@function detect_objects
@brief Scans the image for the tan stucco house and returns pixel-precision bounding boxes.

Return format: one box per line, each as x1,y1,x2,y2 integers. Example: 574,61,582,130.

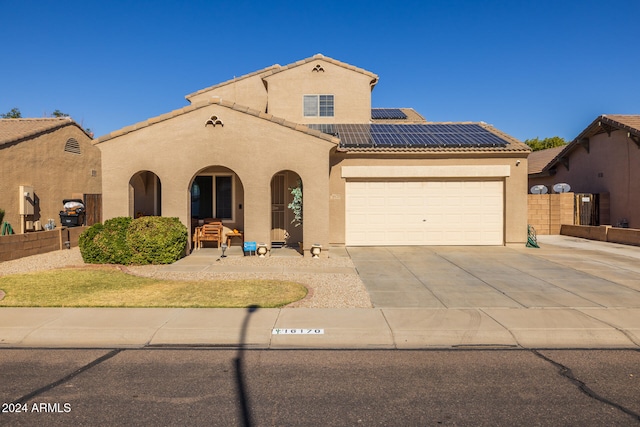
529,115,640,228
0,118,101,233
95,54,530,254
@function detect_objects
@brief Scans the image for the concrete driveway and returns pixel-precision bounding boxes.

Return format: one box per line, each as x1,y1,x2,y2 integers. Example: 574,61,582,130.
347,236,640,309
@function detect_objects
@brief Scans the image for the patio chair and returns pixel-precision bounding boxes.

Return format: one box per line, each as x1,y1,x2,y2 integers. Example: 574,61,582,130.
198,222,223,249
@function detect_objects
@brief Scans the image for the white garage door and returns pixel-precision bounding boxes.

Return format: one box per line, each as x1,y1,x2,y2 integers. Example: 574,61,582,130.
346,180,504,246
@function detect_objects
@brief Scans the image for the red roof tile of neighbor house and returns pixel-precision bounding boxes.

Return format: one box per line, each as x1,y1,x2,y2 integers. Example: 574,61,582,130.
600,115,640,133
0,118,87,147
576,114,640,140
527,145,567,174
529,114,640,177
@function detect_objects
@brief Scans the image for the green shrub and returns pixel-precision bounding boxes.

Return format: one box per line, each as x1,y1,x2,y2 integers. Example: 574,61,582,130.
79,216,187,265
79,223,105,263
80,217,132,264
95,217,133,264
127,217,187,264
0,209,5,224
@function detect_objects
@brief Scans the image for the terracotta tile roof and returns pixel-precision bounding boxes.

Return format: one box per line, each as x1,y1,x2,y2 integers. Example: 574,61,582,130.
0,118,84,147
478,123,531,153
527,145,567,174
262,54,378,85
574,114,640,141
529,114,640,176
94,98,340,146
185,53,379,101
600,114,640,134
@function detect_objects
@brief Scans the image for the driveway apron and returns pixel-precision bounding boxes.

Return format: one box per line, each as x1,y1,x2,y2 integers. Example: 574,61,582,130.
347,245,640,309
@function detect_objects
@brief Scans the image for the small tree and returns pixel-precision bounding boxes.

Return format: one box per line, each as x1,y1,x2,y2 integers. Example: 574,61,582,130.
51,109,69,118
1,108,21,118
524,136,567,151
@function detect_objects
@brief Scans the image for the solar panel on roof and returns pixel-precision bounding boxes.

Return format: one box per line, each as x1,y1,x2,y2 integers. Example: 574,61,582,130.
306,123,510,149
306,124,338,135
336,124,373,147
371,133,408,146
371,109,408,120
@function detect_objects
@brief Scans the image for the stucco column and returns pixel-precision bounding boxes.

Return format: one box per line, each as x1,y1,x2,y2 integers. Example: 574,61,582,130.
300,172,330,253
160,178,190,228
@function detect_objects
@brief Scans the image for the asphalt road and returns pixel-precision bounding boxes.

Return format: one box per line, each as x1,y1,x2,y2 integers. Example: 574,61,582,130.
1,349,639,426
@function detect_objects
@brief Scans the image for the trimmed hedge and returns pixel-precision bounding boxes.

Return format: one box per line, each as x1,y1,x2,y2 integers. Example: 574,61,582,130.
78,222,105,264
79,216,187,265
94,217,132,264
128,217,188,264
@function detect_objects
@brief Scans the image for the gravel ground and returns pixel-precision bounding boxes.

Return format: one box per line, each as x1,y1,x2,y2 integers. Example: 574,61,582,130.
0,248,373,308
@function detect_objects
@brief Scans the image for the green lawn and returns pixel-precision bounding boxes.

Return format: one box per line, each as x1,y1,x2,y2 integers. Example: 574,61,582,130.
0,267,307,308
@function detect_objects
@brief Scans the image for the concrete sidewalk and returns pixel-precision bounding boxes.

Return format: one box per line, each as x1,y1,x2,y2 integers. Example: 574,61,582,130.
1,306,639,349
1,236,640,349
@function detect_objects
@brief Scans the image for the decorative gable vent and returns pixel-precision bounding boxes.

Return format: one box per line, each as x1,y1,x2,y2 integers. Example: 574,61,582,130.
312,64,325,72
205,115,224,127
64,138,81,154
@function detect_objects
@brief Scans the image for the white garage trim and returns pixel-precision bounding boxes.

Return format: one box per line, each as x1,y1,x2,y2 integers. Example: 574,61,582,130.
345,179,504,246
341,165,510,179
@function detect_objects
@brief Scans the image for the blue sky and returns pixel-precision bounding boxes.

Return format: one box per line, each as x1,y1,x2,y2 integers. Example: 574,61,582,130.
1,0,638,141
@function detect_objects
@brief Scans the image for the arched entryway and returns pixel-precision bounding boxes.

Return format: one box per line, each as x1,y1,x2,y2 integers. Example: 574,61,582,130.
270,170,303,248
189,166,245,247
129,171,162,217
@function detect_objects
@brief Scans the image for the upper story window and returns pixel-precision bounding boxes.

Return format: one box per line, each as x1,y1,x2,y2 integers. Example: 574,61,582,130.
303,94,334,117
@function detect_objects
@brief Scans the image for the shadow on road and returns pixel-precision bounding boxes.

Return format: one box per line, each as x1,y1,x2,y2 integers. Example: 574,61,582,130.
235,305,259,427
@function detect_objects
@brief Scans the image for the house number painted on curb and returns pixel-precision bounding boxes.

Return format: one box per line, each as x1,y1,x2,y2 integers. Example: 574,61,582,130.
272,329,324,335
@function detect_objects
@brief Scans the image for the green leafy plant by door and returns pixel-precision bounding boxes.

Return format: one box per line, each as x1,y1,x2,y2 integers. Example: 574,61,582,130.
288,179,303,227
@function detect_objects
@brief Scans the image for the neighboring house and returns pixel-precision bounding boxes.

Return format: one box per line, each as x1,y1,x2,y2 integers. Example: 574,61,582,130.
528,115,640,228
95,54,530,253
0,118,102,232
527,145,566,181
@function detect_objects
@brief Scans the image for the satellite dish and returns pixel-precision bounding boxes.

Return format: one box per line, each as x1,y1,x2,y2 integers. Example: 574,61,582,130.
530,185,548,194
553,183,571,193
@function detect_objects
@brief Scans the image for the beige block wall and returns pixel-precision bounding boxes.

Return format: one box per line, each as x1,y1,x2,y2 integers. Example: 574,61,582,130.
607,226,640,246
560,224,608,241
329,154,529,245
527,193,574,235
264,60,374,124
0,126,101,232
560,224,640,246
97,104,335,251
0,226,87,262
